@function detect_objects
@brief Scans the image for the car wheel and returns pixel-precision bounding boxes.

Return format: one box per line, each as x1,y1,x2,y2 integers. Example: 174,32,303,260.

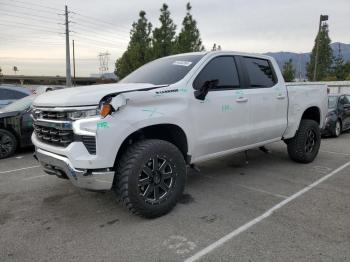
0,129,17,159
332,120,341,137
115,139,187,218
287,120,321,163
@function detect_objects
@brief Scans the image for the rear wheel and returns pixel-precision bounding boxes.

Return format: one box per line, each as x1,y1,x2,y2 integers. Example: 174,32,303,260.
331,120,341,137
0,129,17,159
287,120,321,163
115,139,186,218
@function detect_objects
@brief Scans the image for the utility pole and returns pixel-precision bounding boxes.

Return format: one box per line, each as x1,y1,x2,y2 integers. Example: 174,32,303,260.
313,14,328,81
72,39,76,86
65,4,72,87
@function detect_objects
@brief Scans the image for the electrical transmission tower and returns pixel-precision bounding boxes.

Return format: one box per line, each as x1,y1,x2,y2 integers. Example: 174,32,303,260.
98,51,110,76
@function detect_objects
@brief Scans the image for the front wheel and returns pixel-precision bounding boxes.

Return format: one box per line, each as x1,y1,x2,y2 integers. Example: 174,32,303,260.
0,129,17,159
287,120,321,163
115,139,186,218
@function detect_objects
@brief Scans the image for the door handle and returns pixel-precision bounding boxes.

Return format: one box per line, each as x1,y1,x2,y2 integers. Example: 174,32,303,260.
236,97,248,103
277,95,286,100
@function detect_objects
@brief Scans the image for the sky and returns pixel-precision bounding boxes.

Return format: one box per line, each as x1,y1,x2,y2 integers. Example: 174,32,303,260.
0,0,349,76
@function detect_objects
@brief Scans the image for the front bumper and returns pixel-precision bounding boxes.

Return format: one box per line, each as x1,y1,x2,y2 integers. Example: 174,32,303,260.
321,120,336,136
34,148,115,191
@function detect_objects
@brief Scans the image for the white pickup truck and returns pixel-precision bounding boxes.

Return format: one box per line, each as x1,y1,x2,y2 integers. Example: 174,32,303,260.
32,51,328,218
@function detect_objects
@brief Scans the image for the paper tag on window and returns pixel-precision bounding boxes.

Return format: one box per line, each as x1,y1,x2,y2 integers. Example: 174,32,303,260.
173,61,192,67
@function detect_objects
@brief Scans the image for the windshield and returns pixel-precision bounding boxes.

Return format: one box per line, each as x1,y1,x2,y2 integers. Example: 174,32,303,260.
1,95,36,112
328,96,338,109
120,54,205,85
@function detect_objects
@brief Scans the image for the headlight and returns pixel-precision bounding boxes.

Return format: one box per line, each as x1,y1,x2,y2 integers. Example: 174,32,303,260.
67,109,100,120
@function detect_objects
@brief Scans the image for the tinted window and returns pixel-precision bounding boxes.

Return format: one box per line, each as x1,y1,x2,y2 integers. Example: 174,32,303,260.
328,96,338,109
243,57,276,88
0,88,28,99
193,56,240,90
121,54,205,85
339,96,350,105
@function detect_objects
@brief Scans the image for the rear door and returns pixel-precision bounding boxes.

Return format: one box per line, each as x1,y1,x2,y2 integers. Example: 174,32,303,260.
190,56,250,159
240,56,288,144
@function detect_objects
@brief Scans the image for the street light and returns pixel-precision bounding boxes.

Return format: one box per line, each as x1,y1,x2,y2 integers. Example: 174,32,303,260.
313,14,329,81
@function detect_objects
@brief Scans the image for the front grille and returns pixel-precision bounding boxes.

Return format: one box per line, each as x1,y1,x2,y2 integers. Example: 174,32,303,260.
81,136,96,154
41,111,69,121
34,124,74,147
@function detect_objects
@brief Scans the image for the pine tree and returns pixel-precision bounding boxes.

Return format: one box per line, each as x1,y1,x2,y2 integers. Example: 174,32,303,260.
174,3,205,53
282,59,295,82
332,44,347,80
306,23,333,81
115,11,152,79
152,4,177,59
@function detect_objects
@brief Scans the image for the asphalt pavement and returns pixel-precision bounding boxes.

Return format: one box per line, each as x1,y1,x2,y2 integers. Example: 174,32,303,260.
1,133,350,262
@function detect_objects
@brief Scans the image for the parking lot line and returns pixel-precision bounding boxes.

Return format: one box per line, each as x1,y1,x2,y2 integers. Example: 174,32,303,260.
320,150,350,156
22,175,46,180
184,161,350,262
0,165,40,174
236,184,288,199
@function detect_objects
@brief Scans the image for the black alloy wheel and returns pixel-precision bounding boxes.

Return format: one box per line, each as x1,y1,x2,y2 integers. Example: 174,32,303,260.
305,129,317,153
0,129,17,159
139,155,175,204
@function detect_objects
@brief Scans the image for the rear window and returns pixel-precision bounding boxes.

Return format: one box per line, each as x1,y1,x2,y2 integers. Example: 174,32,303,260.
120,54,205,85
243,57,277,88
0,88,28,99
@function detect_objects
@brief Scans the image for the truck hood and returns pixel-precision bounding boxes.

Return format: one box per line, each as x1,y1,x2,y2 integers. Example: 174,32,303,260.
33,83,164,107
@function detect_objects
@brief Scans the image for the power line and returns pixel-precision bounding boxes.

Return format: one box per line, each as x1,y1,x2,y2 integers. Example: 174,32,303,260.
71,15,130,35
71,24,128,43
0,0,62,12
70,33,126,48
0,22,61,34
0,12,62,26
0,2,59,15
0,9,61,23
0,19,62,32
70,10,130,32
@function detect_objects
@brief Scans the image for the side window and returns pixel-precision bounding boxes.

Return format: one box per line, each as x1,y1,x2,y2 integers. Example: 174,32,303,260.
0,89,7,99
193,56,240,90
339,96,350,106
243,57,277,88
2,89,27,99
346,96,350,104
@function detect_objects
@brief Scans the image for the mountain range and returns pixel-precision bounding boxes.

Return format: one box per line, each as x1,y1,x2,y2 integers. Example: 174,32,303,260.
264,42,350,80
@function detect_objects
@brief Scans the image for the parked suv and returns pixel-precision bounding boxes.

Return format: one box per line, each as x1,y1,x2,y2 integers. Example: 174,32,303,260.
32,51,328,218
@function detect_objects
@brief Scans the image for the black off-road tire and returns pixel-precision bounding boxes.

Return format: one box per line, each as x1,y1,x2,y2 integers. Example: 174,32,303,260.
287,119,321,163
115,139,186,218
0,129,17,159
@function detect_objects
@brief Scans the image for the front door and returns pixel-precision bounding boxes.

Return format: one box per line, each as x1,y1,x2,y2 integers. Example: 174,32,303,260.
189,56,250,160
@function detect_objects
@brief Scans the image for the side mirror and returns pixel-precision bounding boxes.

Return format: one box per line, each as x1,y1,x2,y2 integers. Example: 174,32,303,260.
194,79,219,101
343,104,350,109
